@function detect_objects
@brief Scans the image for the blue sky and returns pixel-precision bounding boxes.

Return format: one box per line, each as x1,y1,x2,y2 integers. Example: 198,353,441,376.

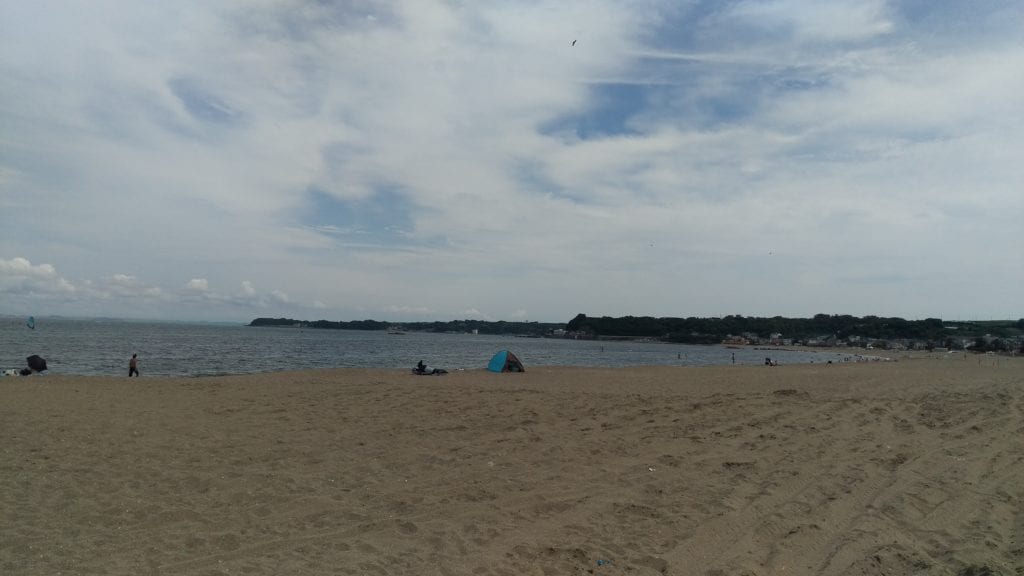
2,0,1022,322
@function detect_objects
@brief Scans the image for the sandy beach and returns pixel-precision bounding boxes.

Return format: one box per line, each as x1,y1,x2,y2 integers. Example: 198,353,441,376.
2,357,1022,575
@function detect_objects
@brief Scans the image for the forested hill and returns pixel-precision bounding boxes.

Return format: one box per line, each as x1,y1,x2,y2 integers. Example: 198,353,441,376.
248,317,563,336
565,314,1024,345
249,315,1024,346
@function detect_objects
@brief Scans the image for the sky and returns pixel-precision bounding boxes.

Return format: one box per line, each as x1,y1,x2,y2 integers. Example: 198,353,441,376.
2,0,1022,323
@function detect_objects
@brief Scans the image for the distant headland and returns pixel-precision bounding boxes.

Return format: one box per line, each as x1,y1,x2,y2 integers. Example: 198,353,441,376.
250,314,1024,353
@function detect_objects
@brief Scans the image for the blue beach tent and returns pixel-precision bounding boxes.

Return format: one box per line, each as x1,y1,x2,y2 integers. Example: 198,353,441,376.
487,350,525,373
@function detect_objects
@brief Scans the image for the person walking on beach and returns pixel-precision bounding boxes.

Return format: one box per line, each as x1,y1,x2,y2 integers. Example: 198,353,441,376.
129,353,139,377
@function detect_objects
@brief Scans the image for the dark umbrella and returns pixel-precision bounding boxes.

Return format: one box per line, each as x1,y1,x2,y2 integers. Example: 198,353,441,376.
26,355,47,372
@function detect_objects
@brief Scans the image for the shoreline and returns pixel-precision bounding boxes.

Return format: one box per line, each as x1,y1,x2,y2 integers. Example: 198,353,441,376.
0,345,928,379
3,360,1022,575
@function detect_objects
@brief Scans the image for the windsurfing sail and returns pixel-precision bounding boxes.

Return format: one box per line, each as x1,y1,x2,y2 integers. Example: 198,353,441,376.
26,316,35,330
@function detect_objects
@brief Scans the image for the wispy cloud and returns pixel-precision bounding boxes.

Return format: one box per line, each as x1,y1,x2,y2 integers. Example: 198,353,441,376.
2,1,1021,321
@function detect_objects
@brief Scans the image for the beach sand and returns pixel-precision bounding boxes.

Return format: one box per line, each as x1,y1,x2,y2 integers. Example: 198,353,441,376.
2,357,1022,575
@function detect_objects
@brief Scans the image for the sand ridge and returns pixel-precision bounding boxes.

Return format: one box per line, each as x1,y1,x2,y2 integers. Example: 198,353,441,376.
2,359,1022,575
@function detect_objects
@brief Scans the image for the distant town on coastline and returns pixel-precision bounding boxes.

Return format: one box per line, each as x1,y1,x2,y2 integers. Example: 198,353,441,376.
250,314,1024,354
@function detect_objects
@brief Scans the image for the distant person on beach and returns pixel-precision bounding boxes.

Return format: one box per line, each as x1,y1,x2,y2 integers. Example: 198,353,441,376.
412,360,447,375
129,353,139,377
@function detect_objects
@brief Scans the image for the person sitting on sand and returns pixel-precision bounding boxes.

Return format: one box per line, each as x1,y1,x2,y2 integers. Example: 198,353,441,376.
413,360,447,375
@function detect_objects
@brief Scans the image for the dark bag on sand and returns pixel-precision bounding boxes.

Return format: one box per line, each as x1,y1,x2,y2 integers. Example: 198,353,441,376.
27,355,47,372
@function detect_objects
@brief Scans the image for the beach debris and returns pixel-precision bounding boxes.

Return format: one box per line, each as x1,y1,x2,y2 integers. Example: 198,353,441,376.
722,461,755,470
596,558,612,566
772,389,801,396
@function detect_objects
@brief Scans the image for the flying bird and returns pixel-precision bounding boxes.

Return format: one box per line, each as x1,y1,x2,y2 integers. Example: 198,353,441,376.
571,39,576,46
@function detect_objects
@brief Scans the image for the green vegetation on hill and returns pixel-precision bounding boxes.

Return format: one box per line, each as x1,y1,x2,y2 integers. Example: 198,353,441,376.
248,317,562,336
249,315,1024,350
565,314,1024,348
566,313,951,341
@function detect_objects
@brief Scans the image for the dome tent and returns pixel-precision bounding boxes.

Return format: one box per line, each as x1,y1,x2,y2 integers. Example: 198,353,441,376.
487,350,525,373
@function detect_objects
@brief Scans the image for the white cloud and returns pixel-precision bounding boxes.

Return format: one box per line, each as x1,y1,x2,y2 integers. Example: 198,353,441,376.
0,257,319,320
729,0,894,42
384,305,434,316
94,274,164,299
1,1,1021,322
0,257,77,296
461,308,495,321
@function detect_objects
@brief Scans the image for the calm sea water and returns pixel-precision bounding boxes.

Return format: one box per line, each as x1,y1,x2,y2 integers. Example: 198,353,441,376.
0,317,849,377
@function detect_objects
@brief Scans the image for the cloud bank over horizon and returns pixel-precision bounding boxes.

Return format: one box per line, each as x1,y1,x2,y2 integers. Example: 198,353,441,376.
2,1,1022,322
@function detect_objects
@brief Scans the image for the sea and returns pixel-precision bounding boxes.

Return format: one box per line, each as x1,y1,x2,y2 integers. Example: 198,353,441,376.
0,317,853,377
